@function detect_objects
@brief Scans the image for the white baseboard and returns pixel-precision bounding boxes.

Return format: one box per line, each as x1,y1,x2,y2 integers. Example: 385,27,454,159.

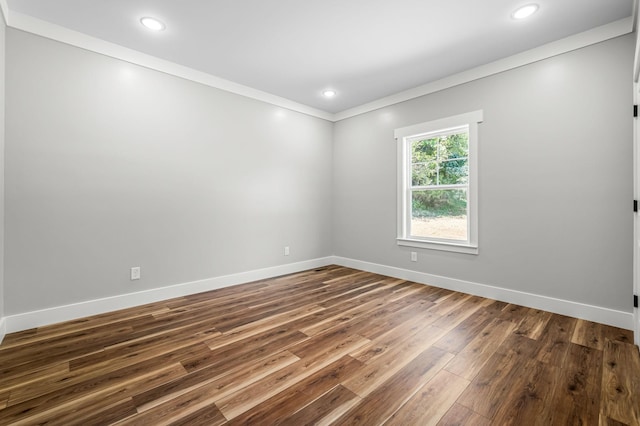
0,317,6,345
4,255,633,335
332,256,634,330
4,257,334,334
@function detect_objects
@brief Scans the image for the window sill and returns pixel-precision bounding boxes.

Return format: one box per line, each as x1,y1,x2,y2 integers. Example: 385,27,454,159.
397,238,479,255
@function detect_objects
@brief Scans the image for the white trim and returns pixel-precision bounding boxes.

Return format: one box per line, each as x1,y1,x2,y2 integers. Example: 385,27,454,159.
4,257,334,333
335,17,633,121
1,9,632,122
634,80,639,346
2,256,633,335
397,238,478,255
635,0,640,82
0,317,6,345
0,0,8,26
394,110,484,139
7,12,334,122
396,110,482,254
0,0,7,347
332,256,634,330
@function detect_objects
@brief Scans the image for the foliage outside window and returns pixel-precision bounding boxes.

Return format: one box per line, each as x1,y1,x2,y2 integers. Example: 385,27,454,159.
395,111,482,254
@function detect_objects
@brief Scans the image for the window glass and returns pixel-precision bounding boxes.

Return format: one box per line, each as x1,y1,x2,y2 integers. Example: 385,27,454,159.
395,110,482,254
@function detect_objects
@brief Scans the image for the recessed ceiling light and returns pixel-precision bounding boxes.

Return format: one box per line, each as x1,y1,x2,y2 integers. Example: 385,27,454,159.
512,4,539,20
140,17,165,31
323,90,337,98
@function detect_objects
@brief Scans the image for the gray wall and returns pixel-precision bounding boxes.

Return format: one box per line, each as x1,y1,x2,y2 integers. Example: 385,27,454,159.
2,28,634,319
333,34,634,313
4,29,333,315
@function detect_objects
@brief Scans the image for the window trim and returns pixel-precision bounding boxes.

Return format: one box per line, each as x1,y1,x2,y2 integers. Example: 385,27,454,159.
395,110,483,255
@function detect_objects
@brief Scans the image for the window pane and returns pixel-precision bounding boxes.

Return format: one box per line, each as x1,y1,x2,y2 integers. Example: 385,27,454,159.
411,189,467,240
412,131,469,187
412,161,437,186
441,131,468,160
439,158,468,184
412,138,437,164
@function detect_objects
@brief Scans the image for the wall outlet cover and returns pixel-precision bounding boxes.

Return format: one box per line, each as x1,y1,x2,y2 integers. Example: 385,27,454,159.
130,267,141,280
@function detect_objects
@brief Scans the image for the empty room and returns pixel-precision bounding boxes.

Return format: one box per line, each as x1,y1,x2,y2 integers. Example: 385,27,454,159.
0,0,639,425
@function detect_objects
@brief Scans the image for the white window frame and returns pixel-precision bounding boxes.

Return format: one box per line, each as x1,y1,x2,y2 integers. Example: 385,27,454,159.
395,110,483,255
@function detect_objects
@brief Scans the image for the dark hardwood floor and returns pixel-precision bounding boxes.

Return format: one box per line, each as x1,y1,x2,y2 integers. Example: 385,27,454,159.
0,265,638,425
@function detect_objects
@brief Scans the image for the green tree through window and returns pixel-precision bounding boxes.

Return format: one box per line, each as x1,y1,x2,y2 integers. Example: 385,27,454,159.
395,110,481,253
411,129,468,219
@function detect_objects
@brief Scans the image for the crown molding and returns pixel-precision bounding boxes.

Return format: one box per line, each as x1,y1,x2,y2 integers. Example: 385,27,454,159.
2,8,633,122
0,0,8,26
7,11,334,122
334,17,633,121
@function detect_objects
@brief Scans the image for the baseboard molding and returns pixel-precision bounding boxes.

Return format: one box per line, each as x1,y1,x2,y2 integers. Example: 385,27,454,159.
332,256,634,330
0,317,6,345
4,257,334,334
4,255,633,335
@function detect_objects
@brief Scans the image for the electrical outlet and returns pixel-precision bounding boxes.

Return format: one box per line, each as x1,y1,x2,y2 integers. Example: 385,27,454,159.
284,246,290,256
130,266,141,280
410,252,417,262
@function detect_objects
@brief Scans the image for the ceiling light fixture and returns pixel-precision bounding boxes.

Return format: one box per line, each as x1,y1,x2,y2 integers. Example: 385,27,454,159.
140,17,165,31
511,3,538,19
323,90,337,98
512,4,539,20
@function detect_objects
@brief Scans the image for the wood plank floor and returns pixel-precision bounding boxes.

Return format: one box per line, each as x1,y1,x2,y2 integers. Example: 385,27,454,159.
0,265,638,425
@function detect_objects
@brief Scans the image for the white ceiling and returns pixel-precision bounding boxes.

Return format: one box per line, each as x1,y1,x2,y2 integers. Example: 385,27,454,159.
6,0,635,114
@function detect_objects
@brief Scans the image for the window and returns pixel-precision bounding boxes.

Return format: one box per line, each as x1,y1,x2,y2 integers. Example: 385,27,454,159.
395,110,482,254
